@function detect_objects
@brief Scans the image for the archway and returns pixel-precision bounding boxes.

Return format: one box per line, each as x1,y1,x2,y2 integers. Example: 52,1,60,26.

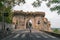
26,19,33,29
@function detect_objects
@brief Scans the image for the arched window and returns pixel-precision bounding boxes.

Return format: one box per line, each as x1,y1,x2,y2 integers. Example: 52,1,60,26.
37,20,40,24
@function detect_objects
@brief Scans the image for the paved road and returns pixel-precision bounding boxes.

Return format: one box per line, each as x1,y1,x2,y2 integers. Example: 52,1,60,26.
1,30,60,40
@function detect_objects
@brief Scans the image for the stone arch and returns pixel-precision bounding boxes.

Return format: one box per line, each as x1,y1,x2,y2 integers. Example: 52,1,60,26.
25,17,35,29
26,18,32,29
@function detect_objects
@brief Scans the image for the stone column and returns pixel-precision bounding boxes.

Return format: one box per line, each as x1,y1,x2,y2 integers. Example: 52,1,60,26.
39,17,44,31
23,16,26,30
31,17,35,29
25,16,29,29
34,16,36,29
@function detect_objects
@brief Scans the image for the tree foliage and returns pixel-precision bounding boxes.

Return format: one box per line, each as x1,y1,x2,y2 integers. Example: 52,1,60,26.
32,0,60,14
47,0,60,14
32,0,42,7
0,0,25,23
0,0,60,23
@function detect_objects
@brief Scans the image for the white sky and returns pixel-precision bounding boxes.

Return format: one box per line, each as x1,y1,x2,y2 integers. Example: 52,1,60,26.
13,0,60,28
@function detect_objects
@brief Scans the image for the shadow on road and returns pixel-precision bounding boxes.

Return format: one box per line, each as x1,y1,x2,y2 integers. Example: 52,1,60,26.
1,30,60,40
15,33,44,40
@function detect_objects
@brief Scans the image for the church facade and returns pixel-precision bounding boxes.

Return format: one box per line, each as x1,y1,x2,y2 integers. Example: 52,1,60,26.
12,10,51,32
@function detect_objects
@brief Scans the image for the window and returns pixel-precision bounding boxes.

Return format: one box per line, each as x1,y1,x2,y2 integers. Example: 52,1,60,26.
37,20,40,24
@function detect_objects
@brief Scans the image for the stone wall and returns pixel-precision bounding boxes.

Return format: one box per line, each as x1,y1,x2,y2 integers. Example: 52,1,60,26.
0,22,15,31
12,11,51,32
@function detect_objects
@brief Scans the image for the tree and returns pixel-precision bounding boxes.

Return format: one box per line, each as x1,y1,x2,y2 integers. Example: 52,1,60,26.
32,0,42,7
1,0,60,15
54,28,59,34
32,0,60,14
0,0,26,30
0,0,26,23
47,0,60,15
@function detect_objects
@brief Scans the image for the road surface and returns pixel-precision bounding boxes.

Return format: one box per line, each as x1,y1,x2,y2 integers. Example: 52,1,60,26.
1,30,60,40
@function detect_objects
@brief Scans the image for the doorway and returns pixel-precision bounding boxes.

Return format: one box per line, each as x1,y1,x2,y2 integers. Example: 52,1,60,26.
26,19,32,29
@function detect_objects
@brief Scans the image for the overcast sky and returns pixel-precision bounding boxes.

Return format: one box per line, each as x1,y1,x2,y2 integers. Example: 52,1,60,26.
13,0,60,28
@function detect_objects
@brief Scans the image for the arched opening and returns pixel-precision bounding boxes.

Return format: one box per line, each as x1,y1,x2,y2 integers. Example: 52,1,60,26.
15,20,18,29
26,19,33,29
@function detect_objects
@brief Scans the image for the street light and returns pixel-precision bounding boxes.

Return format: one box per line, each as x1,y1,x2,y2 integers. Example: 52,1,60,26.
2,12,8,30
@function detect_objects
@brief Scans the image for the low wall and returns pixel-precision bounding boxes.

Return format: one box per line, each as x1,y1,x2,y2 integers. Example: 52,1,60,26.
0,22,15,31
44,31,60,38
0,22,16,40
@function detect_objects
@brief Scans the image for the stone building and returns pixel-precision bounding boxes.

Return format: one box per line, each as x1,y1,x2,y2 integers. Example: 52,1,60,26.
12,10,51,32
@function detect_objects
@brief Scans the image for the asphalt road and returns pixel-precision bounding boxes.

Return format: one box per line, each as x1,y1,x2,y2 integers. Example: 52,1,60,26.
1,30,60,40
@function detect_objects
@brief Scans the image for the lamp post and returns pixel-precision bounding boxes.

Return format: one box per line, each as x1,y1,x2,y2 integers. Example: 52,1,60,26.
2,12,8,30
2,13,5,30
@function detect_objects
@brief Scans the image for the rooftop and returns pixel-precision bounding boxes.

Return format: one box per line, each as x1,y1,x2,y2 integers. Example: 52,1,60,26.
13,10,45,17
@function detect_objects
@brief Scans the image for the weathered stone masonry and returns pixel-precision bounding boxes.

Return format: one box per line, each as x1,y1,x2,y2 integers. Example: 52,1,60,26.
12,10,51,32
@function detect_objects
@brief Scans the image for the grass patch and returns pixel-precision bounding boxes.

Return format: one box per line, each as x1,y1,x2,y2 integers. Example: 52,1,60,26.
53,28,60,34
